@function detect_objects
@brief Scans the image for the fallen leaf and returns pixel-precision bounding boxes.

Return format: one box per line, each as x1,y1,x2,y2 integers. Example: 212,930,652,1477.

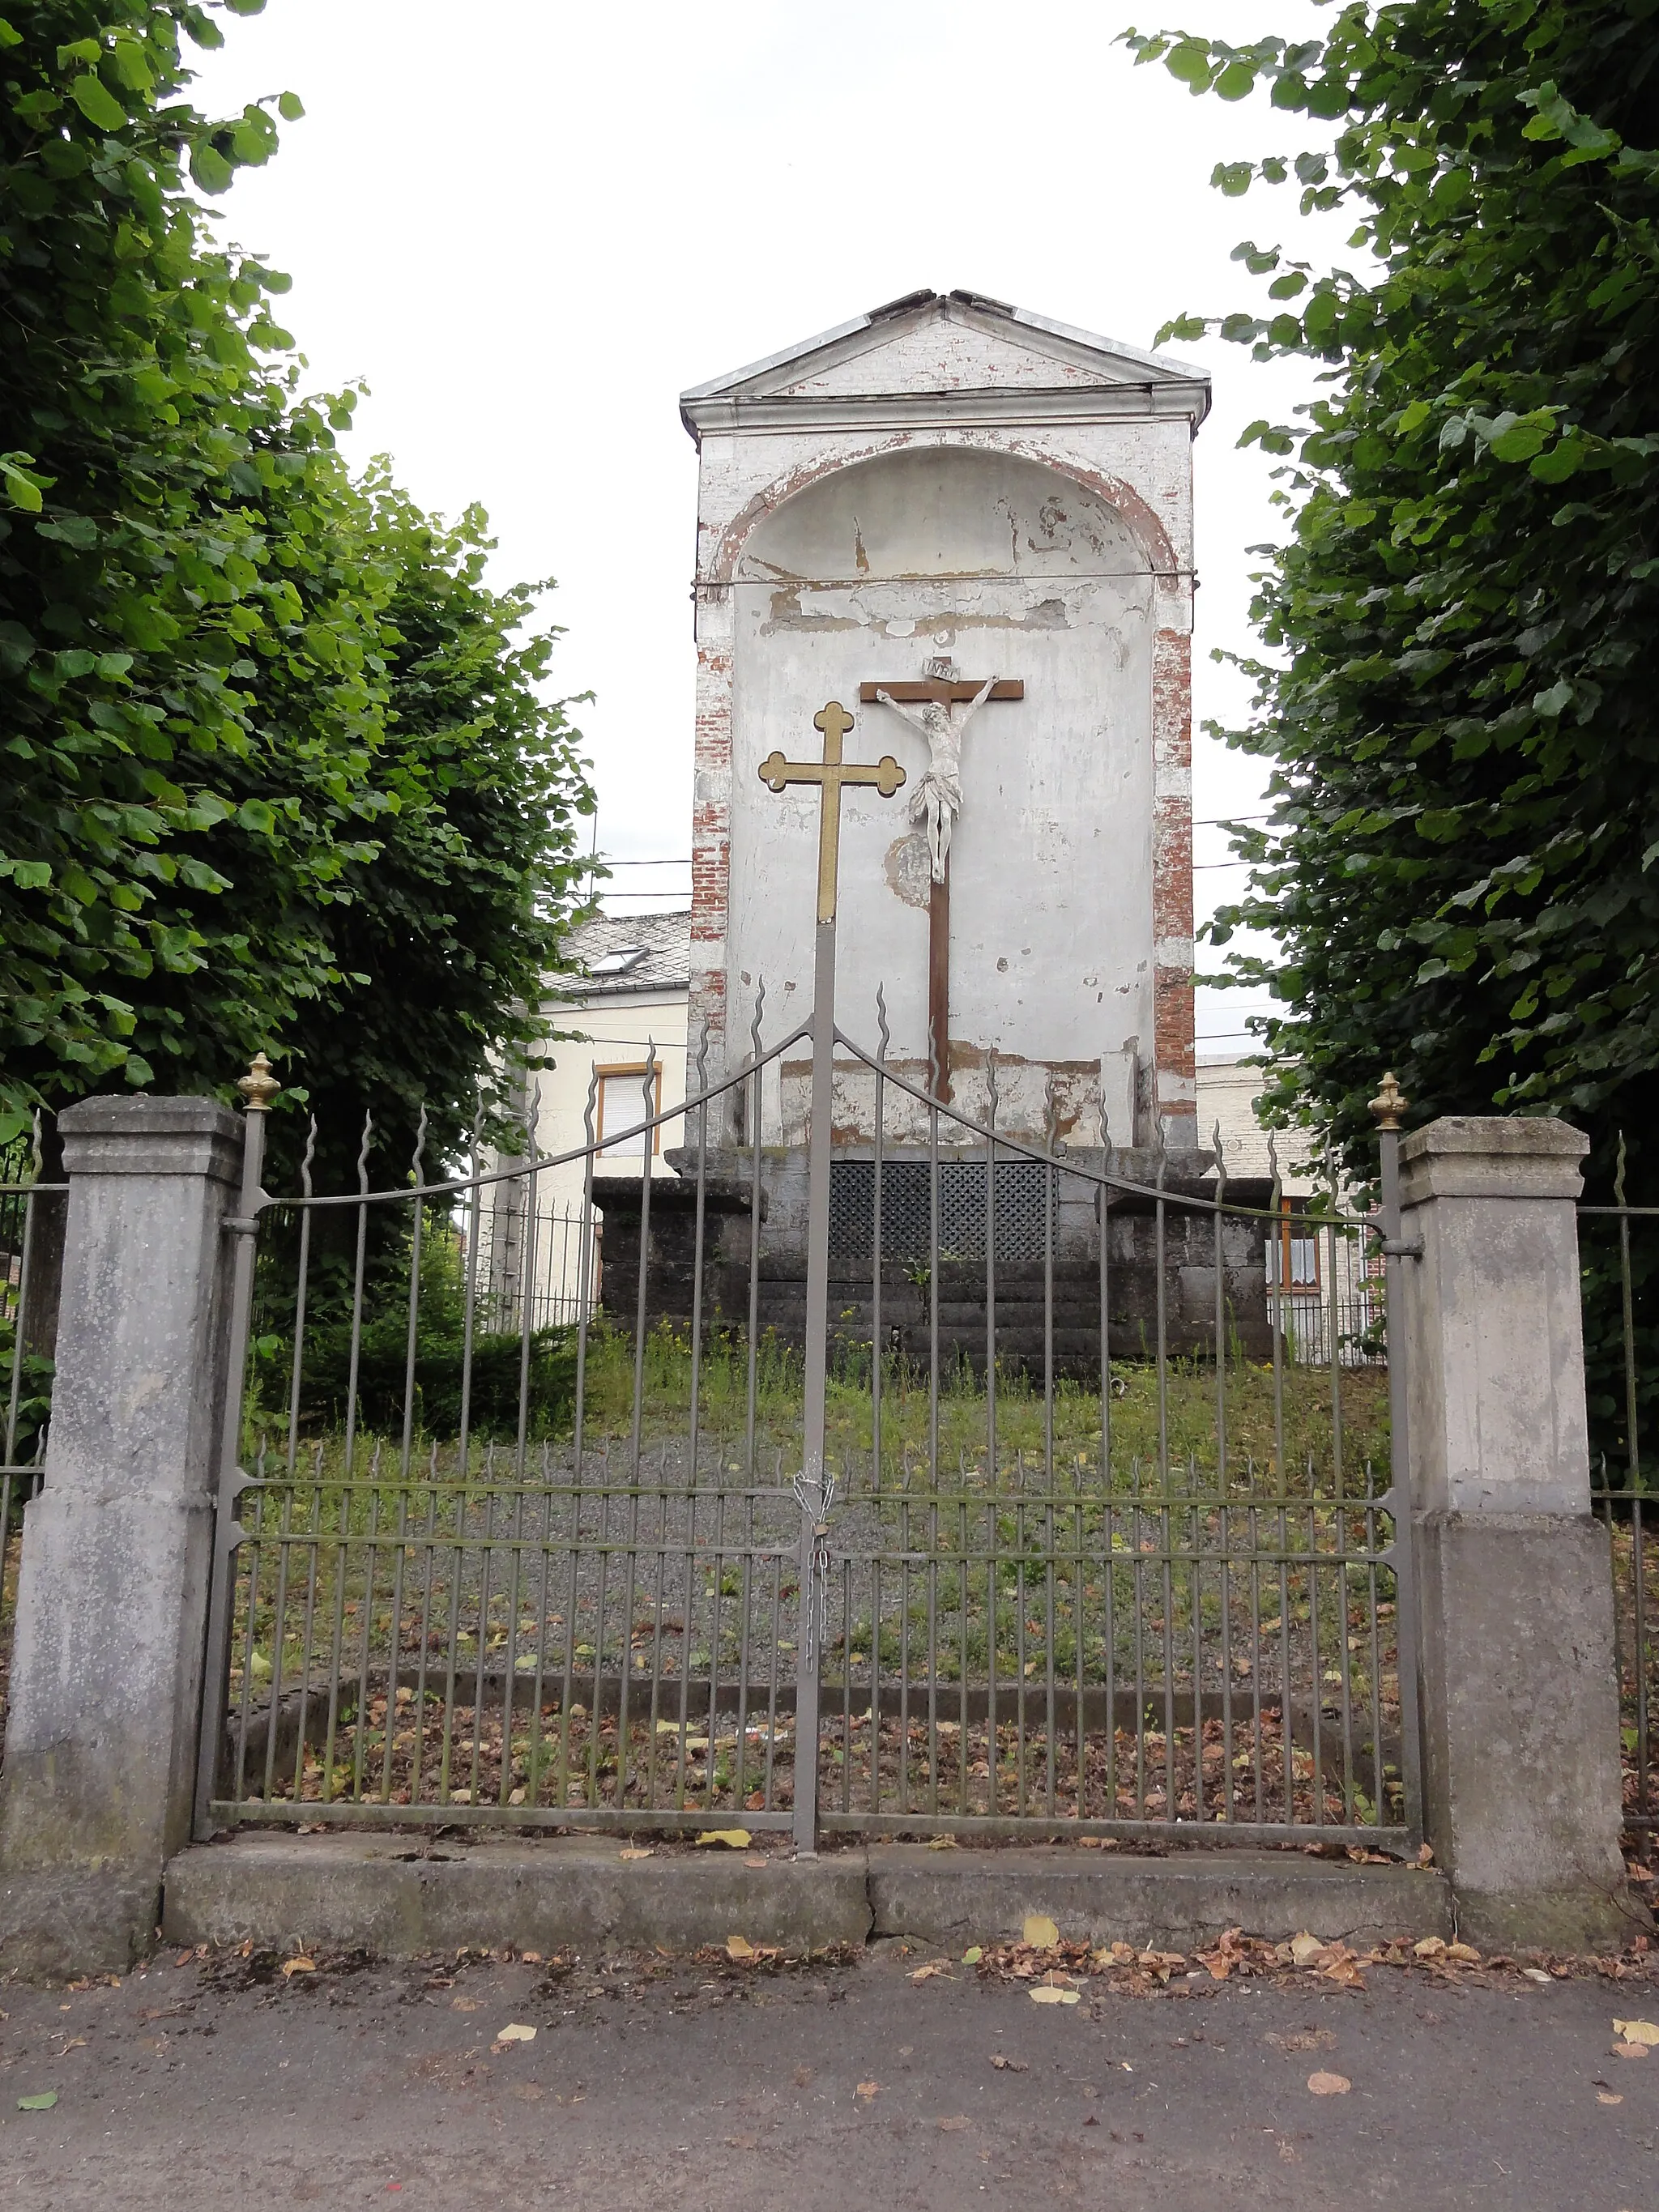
1030,1986,1080,2006
1522,1967,1554,1986
511,2083,544,2102
1307,2071,1351,2096
927,1835,959,1851
855,2080,881,2099
451,1997,480,2013
1412,1937,1447,1960
1289,1933,1327,1966
1614,2018,1659,2045
1598,2091,1624,2106
744,1855,768,1869
727,1936,757,1962
522,1952,543,1965
1445,1942,1482,1964
1023,1914,1060,1950
619,1847,654,1861
495,2023,535,2044
1614,2042,1650,2061
725,2133,759,2150
962,1946,983,1965
281,1957,316,1979
911,1961,950,1983
17,2093,57,2111
174,1950,194,1969
938,2115,970,2131
53,2037,88,2052
697,1829,752,1849
990,2055,1029,2073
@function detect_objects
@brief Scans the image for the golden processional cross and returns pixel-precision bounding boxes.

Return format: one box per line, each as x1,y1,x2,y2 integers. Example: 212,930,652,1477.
757,698,905,1856
758,700,906,924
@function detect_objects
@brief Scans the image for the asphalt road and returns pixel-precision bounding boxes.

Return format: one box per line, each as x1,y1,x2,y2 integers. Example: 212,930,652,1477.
2,1941,1654,2210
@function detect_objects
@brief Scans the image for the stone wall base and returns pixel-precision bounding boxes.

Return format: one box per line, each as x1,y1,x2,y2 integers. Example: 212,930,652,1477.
1417,1511,1636,1953
0,1868,161,1979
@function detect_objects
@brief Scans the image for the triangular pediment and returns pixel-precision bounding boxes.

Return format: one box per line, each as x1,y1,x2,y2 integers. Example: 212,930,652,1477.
681,289,1209,428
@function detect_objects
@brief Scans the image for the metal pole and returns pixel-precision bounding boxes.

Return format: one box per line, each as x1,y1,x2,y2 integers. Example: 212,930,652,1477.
1372,1072,1424,1848
193,1052,279,1840
794,917,838,1853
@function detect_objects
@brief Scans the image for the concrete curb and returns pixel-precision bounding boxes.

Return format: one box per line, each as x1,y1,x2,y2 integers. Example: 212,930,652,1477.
867,1844,1451,1950
162,1835,1452,1960
164,1835,872,1957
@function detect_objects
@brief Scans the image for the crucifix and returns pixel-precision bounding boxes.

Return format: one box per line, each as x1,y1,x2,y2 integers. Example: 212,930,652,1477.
860,660,1024,1100
757,698,906,1855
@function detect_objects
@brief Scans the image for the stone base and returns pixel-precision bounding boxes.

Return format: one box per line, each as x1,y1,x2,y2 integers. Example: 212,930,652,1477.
1450,1885,1642,1956
165,1833,872,1957
1417,1511,1641,1953
0,1866,161,1979
594,1153,1275,1371
161,1834,1452,1961
864,1843,1450,1952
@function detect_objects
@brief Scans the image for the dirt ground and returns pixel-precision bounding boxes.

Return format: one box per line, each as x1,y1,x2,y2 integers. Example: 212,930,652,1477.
2,1937,1656,2210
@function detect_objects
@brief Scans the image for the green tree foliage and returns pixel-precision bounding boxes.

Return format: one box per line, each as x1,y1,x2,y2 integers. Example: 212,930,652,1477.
0,1,594,1175
1124,3,1659,1468
258,1218,576,1445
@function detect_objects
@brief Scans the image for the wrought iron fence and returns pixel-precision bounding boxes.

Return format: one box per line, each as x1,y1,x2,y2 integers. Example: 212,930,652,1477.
1,1117,59,1764
471,1190,600,1335
200,1012,1419,1852
1582,1142,1659,1838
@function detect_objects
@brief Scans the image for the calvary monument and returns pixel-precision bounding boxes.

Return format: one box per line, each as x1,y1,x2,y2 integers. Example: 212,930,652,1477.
596,287,1273,1362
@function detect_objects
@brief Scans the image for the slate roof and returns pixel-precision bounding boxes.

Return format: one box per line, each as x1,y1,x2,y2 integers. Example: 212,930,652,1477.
550,908,691,999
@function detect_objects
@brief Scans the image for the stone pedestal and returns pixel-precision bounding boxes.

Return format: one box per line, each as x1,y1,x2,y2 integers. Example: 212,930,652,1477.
1401,1117,1635,1949
0,1099,241,1975
598,1148,1274,1375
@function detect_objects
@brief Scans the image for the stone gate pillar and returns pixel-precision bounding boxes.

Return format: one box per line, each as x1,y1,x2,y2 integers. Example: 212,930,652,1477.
1401,1116,1636,1950
0,1097,242,1975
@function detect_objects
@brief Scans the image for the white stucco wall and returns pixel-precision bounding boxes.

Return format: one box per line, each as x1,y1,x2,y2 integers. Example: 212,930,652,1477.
685,296,1205,1147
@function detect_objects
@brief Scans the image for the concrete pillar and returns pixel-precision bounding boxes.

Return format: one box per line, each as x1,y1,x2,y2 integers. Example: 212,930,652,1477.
0,1098,242,1975
1401,1116,1635,1950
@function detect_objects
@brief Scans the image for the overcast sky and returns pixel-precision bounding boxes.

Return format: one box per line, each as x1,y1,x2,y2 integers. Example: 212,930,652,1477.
194,0,1348,1055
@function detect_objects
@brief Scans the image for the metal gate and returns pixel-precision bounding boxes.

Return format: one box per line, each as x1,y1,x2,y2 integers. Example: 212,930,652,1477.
195,1010,1421,1853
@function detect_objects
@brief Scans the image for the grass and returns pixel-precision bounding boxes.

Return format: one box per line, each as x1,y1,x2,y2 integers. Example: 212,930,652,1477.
569,1320,1390,1494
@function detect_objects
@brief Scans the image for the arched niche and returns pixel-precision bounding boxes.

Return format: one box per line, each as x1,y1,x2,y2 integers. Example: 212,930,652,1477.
734,445,1151,587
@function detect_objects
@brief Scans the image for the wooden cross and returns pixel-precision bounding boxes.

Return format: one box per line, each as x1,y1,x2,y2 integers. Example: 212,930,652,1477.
758,701,906,927
857,680,1025,707
862,672,1023,1101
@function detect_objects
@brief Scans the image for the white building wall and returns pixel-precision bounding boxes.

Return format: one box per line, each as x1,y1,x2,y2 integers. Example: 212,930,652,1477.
684,296,1206,1147
527,988,691,1214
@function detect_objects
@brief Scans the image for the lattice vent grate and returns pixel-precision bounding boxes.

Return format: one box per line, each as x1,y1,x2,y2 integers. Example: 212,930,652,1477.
828,1157,1050,1262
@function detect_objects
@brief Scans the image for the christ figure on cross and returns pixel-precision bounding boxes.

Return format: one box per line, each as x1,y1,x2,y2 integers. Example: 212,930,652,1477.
864,659,1022,1101
872,668,1000,884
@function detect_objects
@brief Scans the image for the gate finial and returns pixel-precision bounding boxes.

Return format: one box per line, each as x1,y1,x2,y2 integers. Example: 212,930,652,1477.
1368,1070,1408,1132
237,1051,279,1113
